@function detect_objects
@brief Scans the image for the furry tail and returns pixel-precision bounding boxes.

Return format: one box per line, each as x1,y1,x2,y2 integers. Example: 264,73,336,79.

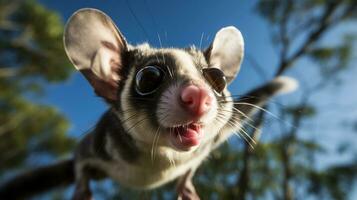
234,76,298,118
0,159,74,199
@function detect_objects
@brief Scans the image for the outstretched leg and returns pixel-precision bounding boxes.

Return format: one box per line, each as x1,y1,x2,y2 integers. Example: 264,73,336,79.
176,169,200,200
72,166,93,200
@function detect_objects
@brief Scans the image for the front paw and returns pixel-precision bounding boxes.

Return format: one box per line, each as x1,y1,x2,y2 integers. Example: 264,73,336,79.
72,187,93,200
177,189,200,200
177,181,200,200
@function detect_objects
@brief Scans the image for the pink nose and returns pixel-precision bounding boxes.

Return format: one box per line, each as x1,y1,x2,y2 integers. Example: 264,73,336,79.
180,85,213,117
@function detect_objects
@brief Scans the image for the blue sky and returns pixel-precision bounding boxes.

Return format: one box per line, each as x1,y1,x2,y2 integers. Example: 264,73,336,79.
37,0,357,198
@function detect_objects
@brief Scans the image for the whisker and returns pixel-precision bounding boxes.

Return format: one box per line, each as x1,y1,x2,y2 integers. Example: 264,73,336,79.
232,115,262,136
199,32,204,49
166,65,174,80
151,124,161,163
218,107,254,123
220,101,279,120
220,95,287,107
157,32,163,48
215,114,232,128
217,108,262,134
216,112,255,148
227,119,255,148
230,102,295,127
154,51,162,68
233,121,257,145
177,131,182,142
126,116,152,132
225,120,254,148
152,114,170,162
167,127,177,169
119,112,140,125
150,126,159,163
157,34,167,66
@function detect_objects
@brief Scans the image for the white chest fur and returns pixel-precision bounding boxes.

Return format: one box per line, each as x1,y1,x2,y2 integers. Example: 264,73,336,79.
84,143,211,190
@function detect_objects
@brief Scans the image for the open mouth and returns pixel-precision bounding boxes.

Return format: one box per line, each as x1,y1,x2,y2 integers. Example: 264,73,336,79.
169,123,203,151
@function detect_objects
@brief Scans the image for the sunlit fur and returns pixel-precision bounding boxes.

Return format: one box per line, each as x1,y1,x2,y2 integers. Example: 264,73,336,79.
61,9,298,199
100,44,234,189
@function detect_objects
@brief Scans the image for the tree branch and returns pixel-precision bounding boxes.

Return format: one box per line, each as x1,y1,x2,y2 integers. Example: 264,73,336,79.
246,54,268,81
235,111,265,199
276,1,340,76
279,0,292,62
0,159,74,199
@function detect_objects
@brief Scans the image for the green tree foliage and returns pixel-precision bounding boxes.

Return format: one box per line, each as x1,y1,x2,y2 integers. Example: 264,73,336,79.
0,0,74,176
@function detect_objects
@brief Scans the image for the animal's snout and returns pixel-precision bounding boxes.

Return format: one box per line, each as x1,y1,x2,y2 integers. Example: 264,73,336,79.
180,84,213,117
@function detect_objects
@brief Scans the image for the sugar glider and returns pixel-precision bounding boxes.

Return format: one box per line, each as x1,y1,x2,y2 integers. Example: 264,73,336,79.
0,8,297,200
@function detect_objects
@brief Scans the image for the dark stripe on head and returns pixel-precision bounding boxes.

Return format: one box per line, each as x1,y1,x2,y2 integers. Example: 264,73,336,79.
125,51,181,127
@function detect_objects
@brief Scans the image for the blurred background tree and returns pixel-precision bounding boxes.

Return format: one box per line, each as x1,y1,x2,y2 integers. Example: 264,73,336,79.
0,0,356,200
0,0,74,176
193,1,357,200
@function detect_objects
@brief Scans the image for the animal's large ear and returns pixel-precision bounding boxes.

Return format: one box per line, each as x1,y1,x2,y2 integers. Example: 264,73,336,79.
64,8,127,101
205,26,244,84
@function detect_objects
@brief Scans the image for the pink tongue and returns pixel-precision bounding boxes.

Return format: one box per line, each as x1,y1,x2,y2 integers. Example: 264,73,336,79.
176,124,201,138
181,129,196,138
171,123,203,149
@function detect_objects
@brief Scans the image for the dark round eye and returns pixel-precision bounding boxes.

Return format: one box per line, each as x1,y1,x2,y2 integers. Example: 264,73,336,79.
135,66,165,95
202,68,227,95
